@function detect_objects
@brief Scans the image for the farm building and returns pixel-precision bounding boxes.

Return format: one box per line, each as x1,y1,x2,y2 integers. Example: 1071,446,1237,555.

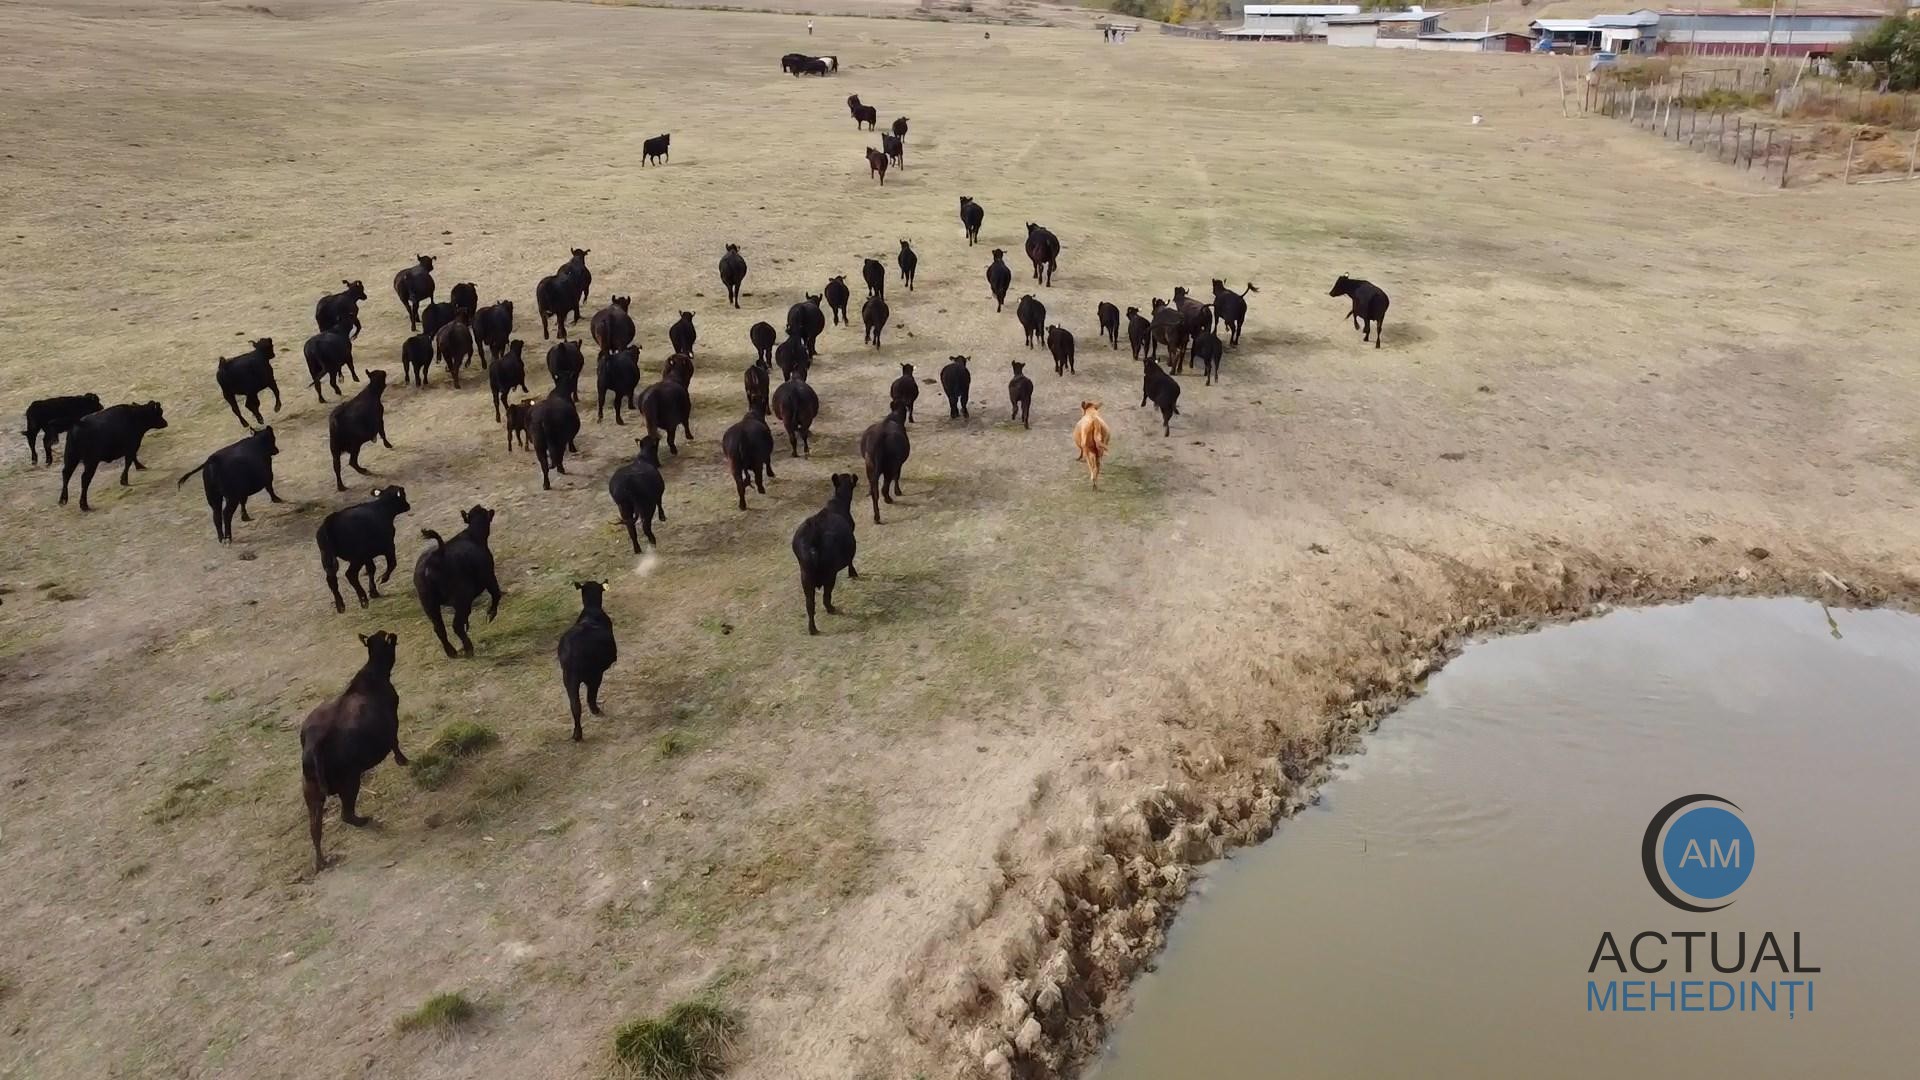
1529,17,1606,52
1324,7,1447,48
1536,9,1891,56
1588,10,1663,54
1650,9,1889,56
1414,30,1536,52
1222,5,1362,42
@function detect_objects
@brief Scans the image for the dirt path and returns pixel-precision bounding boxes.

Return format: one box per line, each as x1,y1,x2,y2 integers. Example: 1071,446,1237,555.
3,3,1919,1079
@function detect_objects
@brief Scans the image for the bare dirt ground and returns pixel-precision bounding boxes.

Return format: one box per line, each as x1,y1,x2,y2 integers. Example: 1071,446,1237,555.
4,2,1920,1078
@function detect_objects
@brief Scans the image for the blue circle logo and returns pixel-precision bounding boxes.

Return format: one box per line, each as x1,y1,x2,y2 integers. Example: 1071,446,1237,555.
1642,795,1754,912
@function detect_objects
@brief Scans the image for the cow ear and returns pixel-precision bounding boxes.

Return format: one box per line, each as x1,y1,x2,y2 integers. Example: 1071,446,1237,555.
370,487,381,497
358,633,370,646
460,509,471,523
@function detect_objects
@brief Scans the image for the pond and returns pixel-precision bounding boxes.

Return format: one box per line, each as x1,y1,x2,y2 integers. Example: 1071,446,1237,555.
1092,598,1920,1079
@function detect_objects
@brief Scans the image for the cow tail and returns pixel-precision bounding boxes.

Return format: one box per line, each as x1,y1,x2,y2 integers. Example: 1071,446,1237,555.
176,462,207,487
301,737,326,793
421,528,445,550
317,525,338,578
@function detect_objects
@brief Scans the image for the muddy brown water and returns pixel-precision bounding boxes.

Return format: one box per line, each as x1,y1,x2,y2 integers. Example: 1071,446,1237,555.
1093,598,1920,1079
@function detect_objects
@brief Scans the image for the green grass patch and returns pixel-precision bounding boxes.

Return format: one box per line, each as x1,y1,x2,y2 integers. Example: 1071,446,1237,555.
394,990,478,1033
408,720,499,789
656,729,693,759
610,1000,740,1080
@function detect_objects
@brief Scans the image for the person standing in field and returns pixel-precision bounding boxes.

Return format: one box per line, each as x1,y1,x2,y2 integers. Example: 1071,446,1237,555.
808,20,814,35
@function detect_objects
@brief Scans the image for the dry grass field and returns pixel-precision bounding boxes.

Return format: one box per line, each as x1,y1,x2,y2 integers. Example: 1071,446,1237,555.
5,2,1920,1078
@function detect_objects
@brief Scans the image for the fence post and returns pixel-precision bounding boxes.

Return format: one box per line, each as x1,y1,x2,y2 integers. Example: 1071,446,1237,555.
1780,135,1793,189
1843,128,1858,184
1763,126,1774,173
1718,111,1728,160
1909,128,1919,180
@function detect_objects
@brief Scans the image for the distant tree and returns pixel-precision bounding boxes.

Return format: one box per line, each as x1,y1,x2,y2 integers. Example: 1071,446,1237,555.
1842,17,1920,92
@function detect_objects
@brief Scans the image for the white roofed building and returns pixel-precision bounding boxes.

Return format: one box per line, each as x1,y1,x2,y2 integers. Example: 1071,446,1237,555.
1223,5,1363,41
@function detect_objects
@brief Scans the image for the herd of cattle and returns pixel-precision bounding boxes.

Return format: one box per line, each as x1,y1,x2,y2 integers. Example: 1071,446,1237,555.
12,60,1395,871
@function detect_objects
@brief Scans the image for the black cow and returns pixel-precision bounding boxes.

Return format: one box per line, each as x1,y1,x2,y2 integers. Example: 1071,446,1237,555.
419,301,457,345
641,133,670,166
58,402,168,511
400,332,434,387
299,630,406,871
775,335,811,383
609,435,667,551
1097,301,1121,350
597,345,642,424
315,280,368,338
847,94,878,130
866,147,889,185
882,132,905,171
667,311,697,356
1126,306,1152,361
504,400,534,452
1212,280,1258,346
177,426,282,542
772,374,818,458
1008,362,1033,429
547,340,586,402
560,248,592,307
718,244,747,308
305,321,359,403
892,116,909,139
940,355,971,419
1140,358,1181,437
1192,329,1223,386
1150,299,1189,370
489,340,529,421
590,296,635,359
889,362,918,423
824,275,852,326
529,382,581,489
1047,325,1076,375
862,295,890,348
558,581,618,741
1170,286,1213,348
986,249,1012,311
721,404,777,510
536,270,584,341
393,255,437,331
749,320,777,366
1330,275,1390,348
328,369,393,492
897,240,918,291
664,352,694,389
744,362,770,413
434,311,475,388
792,472,860,635
786,294,825,357
414,506,503,659
862,257,885,299
959,196,984,246
638,377,693,454
1024,223,1059,286
315,485,412,612
1016,295,1046,348
859,403,910,524
22,393,101,465
215,337,279,429
474,299,515,365
450,282,479,319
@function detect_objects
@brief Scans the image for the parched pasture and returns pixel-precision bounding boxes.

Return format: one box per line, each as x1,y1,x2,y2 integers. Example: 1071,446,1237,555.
5,2,1920,1079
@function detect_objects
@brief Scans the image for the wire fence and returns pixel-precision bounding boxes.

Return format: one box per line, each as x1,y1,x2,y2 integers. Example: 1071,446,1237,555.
1584,79,1803,188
